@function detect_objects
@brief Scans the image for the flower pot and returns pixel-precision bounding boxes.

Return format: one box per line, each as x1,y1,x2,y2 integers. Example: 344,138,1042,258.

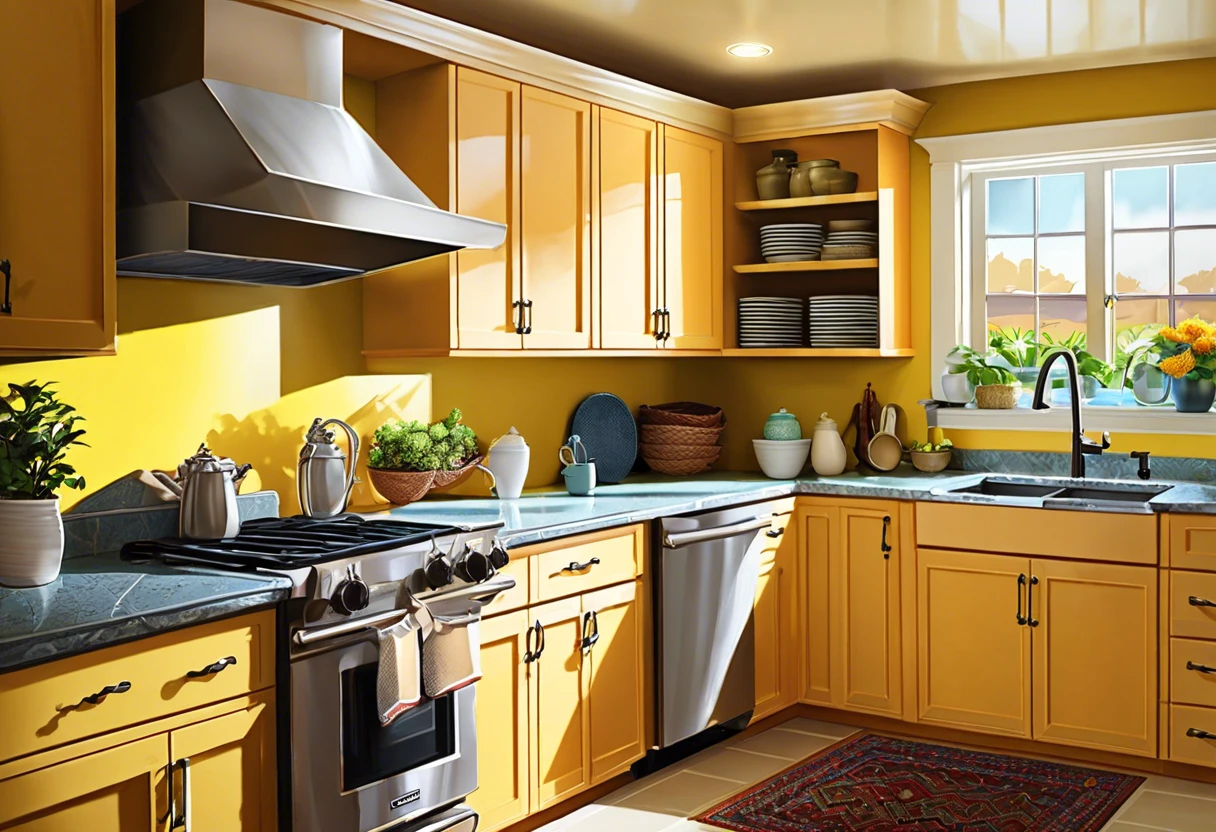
975,383,1022,409
1171,375,1216,413
940,372,975,404
0,498,65,587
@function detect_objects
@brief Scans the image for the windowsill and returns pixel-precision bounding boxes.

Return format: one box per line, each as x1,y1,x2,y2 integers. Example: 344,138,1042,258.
925,394,1215,434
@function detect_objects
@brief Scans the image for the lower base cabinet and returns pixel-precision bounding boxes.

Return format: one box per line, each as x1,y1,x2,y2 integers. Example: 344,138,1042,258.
754,511,797,721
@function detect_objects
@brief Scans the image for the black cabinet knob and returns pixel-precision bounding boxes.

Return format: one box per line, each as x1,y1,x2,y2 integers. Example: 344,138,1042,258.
488,545,510,570
331,575,370,616
456,549,493,583
425,555,455,590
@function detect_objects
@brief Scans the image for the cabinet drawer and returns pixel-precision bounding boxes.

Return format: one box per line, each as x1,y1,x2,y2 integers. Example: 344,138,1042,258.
1170,515,1216,572
525,525,644,604
757,501,794,566
1169,704,1216,768
1171,639,1216,708
0,610,275,764
1171,571,1216,640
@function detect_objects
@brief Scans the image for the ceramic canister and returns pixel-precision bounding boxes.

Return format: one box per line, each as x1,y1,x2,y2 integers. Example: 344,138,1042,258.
810,412,847,476
485,427,530,499
763,408,802,440
0,498,65,587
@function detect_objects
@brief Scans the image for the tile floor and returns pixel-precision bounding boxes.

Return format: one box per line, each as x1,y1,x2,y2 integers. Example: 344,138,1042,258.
532,716,1216,832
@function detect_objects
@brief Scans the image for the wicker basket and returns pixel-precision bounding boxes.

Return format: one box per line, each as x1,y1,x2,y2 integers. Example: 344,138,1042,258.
639,424,723,446
638,402,724,427
431,456,485,491
975,383,1022,410
646,456,717,476
640,443,722,463
367,468,437,505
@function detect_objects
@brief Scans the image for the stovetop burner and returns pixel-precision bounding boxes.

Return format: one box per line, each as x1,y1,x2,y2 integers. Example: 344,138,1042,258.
120,514,462,570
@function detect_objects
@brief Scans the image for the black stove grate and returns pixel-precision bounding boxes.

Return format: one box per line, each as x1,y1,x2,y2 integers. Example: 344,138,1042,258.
120,515,460,570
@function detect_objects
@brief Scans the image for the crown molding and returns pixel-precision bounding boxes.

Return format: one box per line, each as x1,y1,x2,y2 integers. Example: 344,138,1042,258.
732,89,933,142
254,0,733,138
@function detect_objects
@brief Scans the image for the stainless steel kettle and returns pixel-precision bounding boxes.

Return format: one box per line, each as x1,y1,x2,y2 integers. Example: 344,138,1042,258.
298,418,360,518
177,444,251,540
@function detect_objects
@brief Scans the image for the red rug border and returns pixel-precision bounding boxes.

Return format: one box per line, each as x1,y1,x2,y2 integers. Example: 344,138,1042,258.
693,730,1147,832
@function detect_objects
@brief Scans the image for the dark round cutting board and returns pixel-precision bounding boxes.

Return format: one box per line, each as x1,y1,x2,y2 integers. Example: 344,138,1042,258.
569,393,637,484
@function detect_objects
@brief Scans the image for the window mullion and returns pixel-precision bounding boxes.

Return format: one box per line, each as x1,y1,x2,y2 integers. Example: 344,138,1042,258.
1083,164,1108,362
970,171,988,349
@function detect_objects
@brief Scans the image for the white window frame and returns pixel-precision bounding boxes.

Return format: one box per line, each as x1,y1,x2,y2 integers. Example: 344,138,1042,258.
919,109,1216,434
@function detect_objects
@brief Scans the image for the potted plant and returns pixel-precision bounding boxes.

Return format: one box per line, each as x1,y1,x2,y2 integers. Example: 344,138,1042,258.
989,327,1041,388
0,381,87,587
1153,318,1216,413
955,349,1022,409
941,345,979,404
367,408,482,504
1039,333,1114,403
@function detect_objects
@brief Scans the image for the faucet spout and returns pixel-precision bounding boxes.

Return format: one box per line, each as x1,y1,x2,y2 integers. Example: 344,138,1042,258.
1031,350,1109,478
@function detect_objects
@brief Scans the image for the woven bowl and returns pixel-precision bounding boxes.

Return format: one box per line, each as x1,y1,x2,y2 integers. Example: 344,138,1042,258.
821,243,876,259
910,449,952,473
640,443,722,463
368,468,436,505
975,383,1022,410
638,402,724,428
646,456,717,476
639,424,724,446
431,456,485,491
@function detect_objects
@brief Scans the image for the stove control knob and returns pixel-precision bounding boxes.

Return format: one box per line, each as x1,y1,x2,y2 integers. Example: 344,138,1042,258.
488,544,510,571
425,555,454,590
331,575,370,616
456,549,493,583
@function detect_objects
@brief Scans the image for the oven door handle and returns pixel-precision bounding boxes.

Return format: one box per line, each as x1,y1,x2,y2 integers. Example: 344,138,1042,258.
663,513,788,550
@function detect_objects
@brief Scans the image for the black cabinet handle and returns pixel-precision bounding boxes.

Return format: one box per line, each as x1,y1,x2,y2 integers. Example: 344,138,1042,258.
535,620,545,660
513,300,526,335
563,557,600,573
76,680,132,707
164,757,190,830
1186,727,1216,740
1016,573,1027,626
1190,596,1216,608
523,299,534,335
1027,575,1040,627
881,515,893,560
0,259,10,315
765,526,785,538
652,309,664,341
524,621,537,663
1187,661,1216,675
186,656,237,678
581,610,600,654
661,308,671,341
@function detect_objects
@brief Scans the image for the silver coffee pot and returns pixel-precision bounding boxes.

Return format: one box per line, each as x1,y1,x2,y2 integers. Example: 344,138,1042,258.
177,444,251,540
298,418,360,518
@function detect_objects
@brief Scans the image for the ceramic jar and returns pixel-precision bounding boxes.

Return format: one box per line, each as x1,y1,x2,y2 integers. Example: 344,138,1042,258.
1171,375,1216,413
805,159,841,195
0,498,65,587
810,413,847,476
484,427,530,499
763,408,802,440
755,149,797,200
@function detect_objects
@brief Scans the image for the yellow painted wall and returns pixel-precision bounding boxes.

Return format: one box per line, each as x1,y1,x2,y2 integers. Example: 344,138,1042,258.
698,57,1216,472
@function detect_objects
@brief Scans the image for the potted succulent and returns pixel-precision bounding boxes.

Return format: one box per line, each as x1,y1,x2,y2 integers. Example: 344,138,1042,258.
0,382,87,587
953,348,1021,409
367,408,483,504
1153,318,1216,413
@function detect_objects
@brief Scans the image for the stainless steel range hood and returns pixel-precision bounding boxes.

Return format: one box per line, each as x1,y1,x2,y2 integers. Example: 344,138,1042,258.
116,0,506,287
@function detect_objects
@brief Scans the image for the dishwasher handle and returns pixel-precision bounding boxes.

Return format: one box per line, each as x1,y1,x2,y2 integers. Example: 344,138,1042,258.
663,513,787,550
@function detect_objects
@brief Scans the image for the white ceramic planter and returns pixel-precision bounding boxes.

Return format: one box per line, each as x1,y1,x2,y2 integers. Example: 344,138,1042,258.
940,372,976,404
0,498,65,587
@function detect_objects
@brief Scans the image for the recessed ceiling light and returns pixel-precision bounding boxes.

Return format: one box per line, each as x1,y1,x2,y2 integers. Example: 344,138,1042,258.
726,42,772,58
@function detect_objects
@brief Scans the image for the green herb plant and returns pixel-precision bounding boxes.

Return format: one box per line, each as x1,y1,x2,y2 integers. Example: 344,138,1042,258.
369,408,478,472
952,349,1018,387
0,381,88,500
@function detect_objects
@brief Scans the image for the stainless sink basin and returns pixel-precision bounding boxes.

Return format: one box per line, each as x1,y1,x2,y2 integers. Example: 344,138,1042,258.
950,480,1063,499
1051,485,1171,504
946,476,1172,508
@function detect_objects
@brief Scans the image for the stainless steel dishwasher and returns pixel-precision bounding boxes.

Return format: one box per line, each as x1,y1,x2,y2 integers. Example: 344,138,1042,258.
655,500,790,750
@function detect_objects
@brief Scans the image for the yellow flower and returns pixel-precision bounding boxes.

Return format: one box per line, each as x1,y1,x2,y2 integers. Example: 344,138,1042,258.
1160,349,1197,378
1180,317,1216,342
1160,326,1189,344
1195,336,1216,355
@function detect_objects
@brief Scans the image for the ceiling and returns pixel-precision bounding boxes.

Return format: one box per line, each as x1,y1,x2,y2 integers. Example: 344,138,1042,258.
391,0,1216,108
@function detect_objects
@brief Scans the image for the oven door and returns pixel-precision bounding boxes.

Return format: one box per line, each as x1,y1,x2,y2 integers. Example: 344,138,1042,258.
291,636,477,832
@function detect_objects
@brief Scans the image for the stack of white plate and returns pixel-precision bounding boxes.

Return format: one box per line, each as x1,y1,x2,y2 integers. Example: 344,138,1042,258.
738,297,805,348
759,223,823,263
808,295,879,348
821,229,878,260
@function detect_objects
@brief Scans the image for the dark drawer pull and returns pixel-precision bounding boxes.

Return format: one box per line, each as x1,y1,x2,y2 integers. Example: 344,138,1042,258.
563,557,600,573
1186,727,1216,740
1,259,11,315
78,680,132,707
1190,596,1216,608
1187,661,1216,675
187,656,238,678
765,527,785,538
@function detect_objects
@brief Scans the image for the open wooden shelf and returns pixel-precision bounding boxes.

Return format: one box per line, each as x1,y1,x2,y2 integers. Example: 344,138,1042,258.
734,259,878,274
735,192,878,211
722,347,915,358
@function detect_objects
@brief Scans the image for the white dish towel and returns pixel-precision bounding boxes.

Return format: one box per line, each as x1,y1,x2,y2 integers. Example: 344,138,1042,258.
377,612,423,727
422,602,483,699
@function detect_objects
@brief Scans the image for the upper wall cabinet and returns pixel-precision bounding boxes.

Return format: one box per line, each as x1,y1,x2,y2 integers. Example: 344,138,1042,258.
663,126,723,351
0,0,116,357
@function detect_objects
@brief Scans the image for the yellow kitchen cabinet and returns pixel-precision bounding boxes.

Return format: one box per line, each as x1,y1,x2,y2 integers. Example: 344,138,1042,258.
800,503,834,707
0,734,164,831
529,595,590,811
469,610,531,831
0,0,115,356
916,549,1032,738
662,126,723,350
1032,559,1157,757
520,87,592,349
595,108,662,349
754,512,798,721
585,581,646,783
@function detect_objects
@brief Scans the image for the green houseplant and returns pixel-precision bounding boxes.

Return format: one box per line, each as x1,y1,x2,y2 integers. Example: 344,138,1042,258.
366,408,483,504
952,348,1022,409
0,381,87,586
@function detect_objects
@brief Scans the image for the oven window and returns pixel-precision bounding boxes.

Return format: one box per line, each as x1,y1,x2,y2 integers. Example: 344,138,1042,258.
341,665,456,791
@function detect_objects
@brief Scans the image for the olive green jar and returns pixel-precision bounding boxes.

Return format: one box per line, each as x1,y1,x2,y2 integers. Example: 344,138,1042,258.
756,149,797,200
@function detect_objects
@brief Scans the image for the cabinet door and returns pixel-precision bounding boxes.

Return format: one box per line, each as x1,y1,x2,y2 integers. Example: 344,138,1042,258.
455,68,522,350
755,513,797,720
0,0,115,355
168,695,277,832
469,610,531,832
529,596,589,810
917,549,1032,737
584,581,646,783
836,505,901,715
0,734,164,831
800,504,834,706
661,126,722,350
596,108,661,349
520,86,591,350
1031,559,1157,756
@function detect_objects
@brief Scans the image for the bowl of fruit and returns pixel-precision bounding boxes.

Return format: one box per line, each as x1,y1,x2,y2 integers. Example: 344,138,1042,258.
908,439,954,473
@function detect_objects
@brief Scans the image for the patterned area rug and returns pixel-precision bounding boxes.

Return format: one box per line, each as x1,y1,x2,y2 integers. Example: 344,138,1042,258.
695,734,1144,832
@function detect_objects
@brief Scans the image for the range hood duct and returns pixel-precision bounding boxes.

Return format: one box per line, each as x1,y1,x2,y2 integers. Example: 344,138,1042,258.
116,0,505,287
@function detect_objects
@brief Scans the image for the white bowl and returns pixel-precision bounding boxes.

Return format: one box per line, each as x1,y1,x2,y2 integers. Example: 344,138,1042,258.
752,439,811,479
